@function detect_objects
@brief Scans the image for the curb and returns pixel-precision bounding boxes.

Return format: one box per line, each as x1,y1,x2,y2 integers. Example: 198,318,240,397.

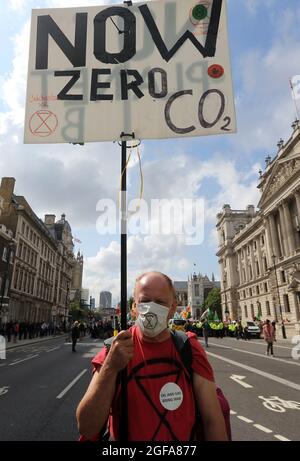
5,335,68,350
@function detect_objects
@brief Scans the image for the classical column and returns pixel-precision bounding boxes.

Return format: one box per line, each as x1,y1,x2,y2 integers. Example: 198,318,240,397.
295,189,300,220
292,292,300,322
256,236,263,275
264,217,274,268
278,205,289,256
282,201,296,255
268,213,281,257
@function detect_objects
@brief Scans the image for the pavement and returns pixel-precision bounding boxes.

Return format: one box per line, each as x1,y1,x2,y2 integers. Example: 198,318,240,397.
4,334,68,350
0,334,299,441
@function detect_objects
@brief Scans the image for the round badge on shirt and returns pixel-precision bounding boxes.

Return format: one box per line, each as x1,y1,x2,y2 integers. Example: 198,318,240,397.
159,383,183,411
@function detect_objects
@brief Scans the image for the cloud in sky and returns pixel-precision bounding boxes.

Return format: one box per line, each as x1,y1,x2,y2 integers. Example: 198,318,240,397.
1,0,300,301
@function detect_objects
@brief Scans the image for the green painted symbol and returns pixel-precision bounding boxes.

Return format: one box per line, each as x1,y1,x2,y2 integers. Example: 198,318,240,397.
192,4,208,21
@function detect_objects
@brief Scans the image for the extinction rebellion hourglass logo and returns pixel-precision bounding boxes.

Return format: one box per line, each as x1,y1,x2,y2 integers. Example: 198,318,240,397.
29,110,58,137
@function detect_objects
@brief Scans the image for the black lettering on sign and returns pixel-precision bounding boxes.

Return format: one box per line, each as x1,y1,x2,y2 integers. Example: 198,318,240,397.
221,116,231,131
165,90,195,134
198,89,225,128
120,70,144,100
54,70,83,100
138,0,222,62
90,69,113,101
35,14,87,70
94,7,136,64
148,68,168,99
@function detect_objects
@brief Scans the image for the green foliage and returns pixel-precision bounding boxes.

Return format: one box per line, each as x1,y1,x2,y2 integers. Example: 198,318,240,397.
203,288,222,319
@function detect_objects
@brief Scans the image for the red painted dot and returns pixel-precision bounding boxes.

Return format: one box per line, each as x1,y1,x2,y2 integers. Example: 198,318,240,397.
208,64,224,79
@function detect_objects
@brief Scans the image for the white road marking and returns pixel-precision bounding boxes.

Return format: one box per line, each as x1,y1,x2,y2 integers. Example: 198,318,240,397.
202,340,300,368
225,337,293,350
0,386,10,396
9,354,39,366
253,424,273,433
274,435,291,441
230,410,237,415
46,346,60,353
206,351,300,392
230,375,253,388
237,416,253,423
56,369,87,399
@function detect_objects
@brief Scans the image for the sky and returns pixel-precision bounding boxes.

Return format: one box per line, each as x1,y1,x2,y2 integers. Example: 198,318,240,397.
1,0,300,306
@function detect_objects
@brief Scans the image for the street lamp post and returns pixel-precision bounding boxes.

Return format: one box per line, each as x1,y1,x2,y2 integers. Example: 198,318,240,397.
272,255,287,339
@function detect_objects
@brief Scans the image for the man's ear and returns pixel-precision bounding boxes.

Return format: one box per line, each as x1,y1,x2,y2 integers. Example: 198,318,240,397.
131,301,137,320
168,299,177,320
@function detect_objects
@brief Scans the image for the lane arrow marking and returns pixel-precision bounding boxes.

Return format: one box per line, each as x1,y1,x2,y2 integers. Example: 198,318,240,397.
230,375,253,388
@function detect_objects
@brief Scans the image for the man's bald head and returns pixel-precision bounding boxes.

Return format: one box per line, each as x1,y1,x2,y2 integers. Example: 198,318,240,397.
134,271,176,309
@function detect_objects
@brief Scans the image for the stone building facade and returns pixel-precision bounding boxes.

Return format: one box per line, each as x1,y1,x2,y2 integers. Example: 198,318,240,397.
0,177,81,325
188,273,220,319
174,274,220,318
0,194,16,320
216,123,300,335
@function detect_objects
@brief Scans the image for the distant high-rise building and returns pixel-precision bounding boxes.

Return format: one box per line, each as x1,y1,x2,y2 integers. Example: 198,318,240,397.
81,288,89,303
90,297,96,310
100,291,112,309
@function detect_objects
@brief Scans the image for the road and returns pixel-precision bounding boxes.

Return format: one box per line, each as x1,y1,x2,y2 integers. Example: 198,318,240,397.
0,336,101,441
202,336,300,441
0,334,299,441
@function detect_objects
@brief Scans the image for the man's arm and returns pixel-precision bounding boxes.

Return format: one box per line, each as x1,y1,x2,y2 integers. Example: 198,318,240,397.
193,372,228,441
76,330,134,439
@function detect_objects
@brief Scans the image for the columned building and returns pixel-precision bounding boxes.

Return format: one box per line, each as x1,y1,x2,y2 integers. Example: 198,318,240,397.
0,177,80,324
216,122,300,335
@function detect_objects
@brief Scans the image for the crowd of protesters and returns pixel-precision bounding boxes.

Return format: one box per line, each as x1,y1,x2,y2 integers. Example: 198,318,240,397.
0,321,66,343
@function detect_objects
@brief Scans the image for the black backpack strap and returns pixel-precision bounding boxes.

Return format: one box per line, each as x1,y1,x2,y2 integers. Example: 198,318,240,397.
170,330,193,378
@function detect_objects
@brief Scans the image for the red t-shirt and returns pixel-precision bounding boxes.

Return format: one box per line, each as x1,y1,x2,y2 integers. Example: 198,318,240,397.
90,326,214,441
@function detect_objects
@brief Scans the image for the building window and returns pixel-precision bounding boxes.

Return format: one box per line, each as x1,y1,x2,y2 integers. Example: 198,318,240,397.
264,257,268,272
249,265,253,279
30,230,33,241
244,305,248,318
283,294,291,313
2,246,8,262
21,221,25,234
247,246,250,255
257,285,260,295
249,287,252,297
256,261,260,276
194,284,199,297
257,302,262,318
253,240,257,251
251,304,254,319
26,226,29,239
281,271,286,283
243,290,246,298
14,268,19,289
264,283,268,293
266,301,271,316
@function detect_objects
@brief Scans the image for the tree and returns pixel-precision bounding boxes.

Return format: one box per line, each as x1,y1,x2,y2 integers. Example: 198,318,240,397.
203,288,222,320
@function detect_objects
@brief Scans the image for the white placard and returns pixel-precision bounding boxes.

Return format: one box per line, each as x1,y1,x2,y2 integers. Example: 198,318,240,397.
24,0,236,144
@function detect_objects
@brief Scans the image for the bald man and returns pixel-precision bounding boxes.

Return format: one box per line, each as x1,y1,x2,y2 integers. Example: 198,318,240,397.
76,271,228,441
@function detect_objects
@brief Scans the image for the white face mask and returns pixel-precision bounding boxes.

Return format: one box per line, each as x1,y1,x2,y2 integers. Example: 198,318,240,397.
136,302,169,338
